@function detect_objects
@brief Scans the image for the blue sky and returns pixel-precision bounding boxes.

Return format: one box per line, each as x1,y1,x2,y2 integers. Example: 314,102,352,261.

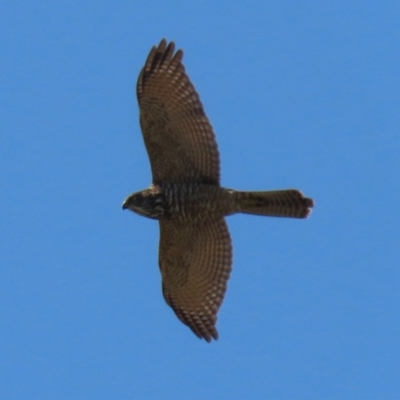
1,1,399,399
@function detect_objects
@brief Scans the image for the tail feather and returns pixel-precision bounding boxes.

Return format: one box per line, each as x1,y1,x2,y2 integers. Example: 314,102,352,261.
235,189,314,218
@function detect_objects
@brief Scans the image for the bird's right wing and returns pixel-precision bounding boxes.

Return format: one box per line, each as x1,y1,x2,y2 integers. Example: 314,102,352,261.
158,218,232,342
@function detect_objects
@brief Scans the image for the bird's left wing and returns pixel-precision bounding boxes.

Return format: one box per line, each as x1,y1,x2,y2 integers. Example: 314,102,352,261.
137,39,220,185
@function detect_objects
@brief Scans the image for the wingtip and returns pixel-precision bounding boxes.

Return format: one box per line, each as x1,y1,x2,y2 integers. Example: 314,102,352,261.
197,329,218,343
156,38,174,52
188,321,219,343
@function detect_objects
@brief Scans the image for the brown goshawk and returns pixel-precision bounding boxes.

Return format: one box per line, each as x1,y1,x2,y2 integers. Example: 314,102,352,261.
123,39,314,342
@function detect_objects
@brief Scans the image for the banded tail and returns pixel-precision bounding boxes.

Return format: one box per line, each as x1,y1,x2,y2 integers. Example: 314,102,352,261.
235,189,314,218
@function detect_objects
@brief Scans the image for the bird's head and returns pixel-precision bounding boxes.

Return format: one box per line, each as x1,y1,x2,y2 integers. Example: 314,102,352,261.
122,186,166,220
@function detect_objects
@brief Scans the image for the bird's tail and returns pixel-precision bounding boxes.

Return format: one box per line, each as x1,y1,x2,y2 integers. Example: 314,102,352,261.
234,189,314,218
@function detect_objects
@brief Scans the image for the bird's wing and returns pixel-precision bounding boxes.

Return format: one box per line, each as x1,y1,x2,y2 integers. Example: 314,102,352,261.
159,218,232,342
137,39,220,185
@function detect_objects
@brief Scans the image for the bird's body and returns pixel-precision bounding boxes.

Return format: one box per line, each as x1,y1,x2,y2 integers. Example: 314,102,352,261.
157,183,234,221
123,39,314,342
125,183,313,221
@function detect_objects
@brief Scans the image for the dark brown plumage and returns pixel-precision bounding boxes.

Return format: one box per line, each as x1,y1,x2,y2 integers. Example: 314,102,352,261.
123,39,314,342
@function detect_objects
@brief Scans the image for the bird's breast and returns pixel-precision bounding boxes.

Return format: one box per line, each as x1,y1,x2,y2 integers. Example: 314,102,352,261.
161,183,233,221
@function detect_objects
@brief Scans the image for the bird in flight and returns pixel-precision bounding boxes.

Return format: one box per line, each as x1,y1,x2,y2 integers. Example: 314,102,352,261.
123,39,314,342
